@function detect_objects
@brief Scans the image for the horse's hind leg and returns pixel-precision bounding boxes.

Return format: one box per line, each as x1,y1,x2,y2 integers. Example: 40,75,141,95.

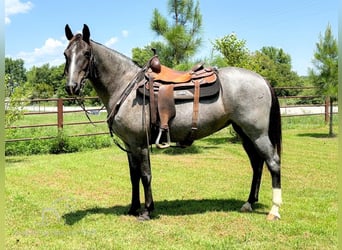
233,123,282,220
241,141,265,213
233,124,264,213
253,135,282,220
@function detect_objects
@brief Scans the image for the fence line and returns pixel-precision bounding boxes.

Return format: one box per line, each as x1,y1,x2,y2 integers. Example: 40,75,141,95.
5,97,108,143
5,88,338,143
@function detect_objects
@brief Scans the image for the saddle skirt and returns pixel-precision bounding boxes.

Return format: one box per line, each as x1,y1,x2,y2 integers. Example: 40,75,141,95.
137,66,220,100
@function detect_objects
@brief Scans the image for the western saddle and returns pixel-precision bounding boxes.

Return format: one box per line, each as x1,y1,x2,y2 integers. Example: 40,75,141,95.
138,50,220,148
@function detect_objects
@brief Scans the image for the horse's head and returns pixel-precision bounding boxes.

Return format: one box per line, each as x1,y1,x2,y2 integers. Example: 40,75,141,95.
64,24,94,96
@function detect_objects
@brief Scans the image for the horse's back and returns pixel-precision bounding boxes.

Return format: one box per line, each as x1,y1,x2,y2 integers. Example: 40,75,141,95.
218,67,273,136
218,67,271,98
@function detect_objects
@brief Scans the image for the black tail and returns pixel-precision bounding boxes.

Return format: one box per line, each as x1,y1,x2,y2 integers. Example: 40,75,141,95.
268,85,282,162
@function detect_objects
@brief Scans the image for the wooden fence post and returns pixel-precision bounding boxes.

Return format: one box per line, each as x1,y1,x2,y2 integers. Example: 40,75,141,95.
57,98,64,129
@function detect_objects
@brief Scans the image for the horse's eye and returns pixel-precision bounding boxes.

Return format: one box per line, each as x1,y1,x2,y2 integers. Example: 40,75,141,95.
84,51,91,58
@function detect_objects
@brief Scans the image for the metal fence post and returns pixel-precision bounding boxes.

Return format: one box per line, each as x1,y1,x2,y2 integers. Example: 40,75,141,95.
57,98,64,129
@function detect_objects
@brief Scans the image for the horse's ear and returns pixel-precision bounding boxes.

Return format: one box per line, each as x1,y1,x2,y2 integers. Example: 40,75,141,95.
65,24,74,40
82,24,90,44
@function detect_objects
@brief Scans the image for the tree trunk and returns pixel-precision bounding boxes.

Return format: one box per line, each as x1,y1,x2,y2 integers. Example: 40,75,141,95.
329,97,334,137
325,96,330,123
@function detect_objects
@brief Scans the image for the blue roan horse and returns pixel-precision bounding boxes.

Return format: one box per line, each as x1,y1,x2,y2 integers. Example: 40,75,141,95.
63,24,282,221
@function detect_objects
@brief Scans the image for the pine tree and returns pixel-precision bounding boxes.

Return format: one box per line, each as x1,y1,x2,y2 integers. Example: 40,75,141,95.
133,0,202,67
309,23,338,136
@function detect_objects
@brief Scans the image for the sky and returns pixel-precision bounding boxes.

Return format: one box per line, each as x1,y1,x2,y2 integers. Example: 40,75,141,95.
5,0,338,76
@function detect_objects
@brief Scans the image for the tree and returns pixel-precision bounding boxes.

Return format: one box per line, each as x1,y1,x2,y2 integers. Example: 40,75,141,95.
132,41,169,67
250,47,302,96
309,23,338,136
4,73,32,127
25,63,66,99
5,58,31,127
211,33,250,68
26,64,55,99
49,64,68,98
260,47,291,65
211,35,301,95
133,0,203,67
5,57,27,95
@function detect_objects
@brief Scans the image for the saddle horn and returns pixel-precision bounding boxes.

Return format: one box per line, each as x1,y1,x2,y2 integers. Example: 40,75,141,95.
151,48,157,56
149,48,161,73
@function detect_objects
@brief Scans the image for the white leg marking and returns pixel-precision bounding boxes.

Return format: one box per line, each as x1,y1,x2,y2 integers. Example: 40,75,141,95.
268,188,282,219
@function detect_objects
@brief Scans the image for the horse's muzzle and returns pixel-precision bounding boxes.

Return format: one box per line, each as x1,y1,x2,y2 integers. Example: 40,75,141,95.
65,81,81,96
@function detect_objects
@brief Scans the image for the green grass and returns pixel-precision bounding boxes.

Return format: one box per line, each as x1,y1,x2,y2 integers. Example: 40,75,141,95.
5,112,111,155
5,117,338,249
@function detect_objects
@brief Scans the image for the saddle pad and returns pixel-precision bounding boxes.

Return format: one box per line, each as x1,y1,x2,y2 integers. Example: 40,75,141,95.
137,77,220,100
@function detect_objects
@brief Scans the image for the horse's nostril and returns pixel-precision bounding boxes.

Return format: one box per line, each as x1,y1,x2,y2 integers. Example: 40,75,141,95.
65,82,80,96
65,85,74,95
74,87,81,96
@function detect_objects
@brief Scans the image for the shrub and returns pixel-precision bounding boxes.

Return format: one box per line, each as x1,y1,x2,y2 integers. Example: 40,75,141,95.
49,130,78,154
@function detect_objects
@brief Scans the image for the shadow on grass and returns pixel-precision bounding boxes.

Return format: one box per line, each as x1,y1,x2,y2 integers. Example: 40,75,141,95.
63,198,267,225
5,157,27,165
202,136,242,145
151,136,242,156
297,133,337,138
151,145,204,155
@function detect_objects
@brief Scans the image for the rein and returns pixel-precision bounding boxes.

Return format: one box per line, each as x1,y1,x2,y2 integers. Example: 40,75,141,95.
106,66,148,153
74,85,131,153
72,42,150,153
74,96,105,127
69,44,131,152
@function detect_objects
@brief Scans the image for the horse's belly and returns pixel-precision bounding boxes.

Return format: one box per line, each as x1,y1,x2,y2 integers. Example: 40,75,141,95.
169,100,229,142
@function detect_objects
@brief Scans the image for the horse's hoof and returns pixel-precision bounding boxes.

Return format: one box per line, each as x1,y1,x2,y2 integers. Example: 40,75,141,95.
266,213,280,221
240,202,253,213
156,142,171,149
127,210,139,216
137,211,151,221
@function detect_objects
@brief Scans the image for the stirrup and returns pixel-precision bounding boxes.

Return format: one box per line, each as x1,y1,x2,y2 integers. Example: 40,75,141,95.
155,128,171,149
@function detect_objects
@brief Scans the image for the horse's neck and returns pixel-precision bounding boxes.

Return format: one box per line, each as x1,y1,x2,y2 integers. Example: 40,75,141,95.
90,41,141,110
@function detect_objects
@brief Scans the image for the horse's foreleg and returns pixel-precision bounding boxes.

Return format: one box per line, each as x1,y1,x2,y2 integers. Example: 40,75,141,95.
127,148,154,220
127,153,141,216
138,147,154,221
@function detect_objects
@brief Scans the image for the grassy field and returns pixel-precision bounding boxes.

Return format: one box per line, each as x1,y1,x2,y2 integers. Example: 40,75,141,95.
5,117,338,249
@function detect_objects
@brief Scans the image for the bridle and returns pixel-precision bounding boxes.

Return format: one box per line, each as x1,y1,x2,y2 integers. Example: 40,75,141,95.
63,37,97,83
64,38,102,125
